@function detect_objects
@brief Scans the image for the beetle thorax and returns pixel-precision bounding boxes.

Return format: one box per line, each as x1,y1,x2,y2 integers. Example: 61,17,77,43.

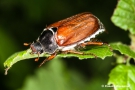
31,29,58,54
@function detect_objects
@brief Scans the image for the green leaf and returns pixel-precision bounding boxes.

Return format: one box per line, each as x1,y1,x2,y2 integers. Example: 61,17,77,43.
59,45,113,59
110,42,135,59
4,45,113,75
4,42,135,75
111,0,135,34
108,65,135,90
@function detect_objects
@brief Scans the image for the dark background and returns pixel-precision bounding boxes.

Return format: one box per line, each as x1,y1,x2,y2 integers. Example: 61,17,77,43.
0,0,130,90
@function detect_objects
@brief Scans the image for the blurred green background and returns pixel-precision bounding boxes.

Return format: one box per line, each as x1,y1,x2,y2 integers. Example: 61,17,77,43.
0,0,130,90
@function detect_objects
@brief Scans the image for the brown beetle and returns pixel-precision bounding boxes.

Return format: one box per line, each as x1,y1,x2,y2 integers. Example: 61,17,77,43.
27,12,105,66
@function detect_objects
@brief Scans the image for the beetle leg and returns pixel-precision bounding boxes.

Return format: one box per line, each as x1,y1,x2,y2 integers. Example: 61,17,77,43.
62,50,97,58
79,41,112,51
39,53,57,67
79,41,104,48
35,52,40,61
62,50,83,54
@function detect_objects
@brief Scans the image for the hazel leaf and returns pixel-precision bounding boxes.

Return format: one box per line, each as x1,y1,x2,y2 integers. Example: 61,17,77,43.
110,42,135,59
4,45,113,75
111,0,135,34
108,65,135,90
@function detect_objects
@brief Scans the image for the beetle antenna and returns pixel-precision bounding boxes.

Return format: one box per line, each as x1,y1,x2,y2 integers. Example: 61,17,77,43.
24,43,31,46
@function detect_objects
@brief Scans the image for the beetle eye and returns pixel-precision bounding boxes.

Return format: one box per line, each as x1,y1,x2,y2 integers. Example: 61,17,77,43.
51,27,57,32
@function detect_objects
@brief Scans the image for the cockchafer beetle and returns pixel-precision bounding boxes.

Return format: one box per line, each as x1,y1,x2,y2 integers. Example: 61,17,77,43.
25,12,105,66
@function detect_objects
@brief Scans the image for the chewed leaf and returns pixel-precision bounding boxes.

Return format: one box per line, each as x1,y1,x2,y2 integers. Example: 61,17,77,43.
59,45,113,59
4,49,49,75
4,42,135,75
111,0,135,34
4,49,46,68
4,45,113,75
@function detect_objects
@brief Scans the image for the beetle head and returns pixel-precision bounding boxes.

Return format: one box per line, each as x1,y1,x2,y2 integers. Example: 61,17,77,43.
30,42,43,54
